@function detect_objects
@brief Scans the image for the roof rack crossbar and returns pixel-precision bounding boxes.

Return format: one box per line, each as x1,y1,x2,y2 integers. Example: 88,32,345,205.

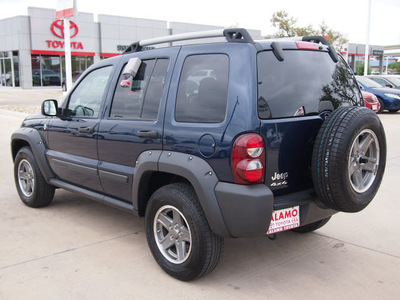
302,36,330,46
122,28,253,54
302,36,339,63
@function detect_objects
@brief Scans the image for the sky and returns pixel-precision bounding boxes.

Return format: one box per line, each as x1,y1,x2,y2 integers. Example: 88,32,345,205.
0,0,399,46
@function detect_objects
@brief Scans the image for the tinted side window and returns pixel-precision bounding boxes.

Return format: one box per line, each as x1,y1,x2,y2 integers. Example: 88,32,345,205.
67,66,113,118
141,59,170,119
110,59,169,120
175,54,229,123
372,78,388,86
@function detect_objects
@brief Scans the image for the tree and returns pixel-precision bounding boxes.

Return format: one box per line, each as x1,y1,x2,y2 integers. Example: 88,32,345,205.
356,62,371,75
269,11,348,50
389,62,400,74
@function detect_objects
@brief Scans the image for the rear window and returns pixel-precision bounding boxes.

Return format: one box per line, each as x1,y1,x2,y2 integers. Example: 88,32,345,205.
257,50,362,119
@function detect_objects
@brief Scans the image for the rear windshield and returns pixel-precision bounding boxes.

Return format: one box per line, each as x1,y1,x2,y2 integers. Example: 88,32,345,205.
257,50,362,119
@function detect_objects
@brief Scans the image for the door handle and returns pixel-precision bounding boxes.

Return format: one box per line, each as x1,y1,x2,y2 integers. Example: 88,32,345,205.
137,130,158,139
78,126,95,134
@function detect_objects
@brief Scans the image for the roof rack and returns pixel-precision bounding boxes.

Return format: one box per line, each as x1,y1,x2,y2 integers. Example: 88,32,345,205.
122,28,254,54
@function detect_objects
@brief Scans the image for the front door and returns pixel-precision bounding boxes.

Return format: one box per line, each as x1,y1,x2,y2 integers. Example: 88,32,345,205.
46,65,114,192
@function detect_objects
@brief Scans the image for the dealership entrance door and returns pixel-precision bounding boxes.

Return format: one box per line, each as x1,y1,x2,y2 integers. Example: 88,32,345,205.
31,54,93,87
1,51,19,87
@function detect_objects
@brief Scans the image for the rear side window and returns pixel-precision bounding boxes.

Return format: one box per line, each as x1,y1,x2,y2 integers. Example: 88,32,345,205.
175,54,229,123
110,58,169,120
257,50,363,119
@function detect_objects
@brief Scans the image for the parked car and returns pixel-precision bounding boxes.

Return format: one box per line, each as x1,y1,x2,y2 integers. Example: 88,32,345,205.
62,71,83,91
11,29,386,281
32,69,61,86
362,91,380,113
1,71,20,86
356,76,400,113
366,75,400,90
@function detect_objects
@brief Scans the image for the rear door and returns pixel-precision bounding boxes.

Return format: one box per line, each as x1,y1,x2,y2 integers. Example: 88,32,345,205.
97,48,179,202
257,49,363,194
162,43,260,182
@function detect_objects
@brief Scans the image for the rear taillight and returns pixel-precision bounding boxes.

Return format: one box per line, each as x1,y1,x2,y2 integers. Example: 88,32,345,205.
364,94,378,104
232,133,265,184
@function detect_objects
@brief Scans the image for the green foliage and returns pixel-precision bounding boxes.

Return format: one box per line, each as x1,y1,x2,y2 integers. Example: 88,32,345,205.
356,62,372,75
389,62,400,73
269,11,348,50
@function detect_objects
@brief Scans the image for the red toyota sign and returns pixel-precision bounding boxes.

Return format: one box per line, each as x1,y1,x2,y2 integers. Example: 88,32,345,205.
51,20,79,39
46,20,84,51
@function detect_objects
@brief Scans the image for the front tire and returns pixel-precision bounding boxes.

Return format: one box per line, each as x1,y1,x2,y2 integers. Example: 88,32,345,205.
377,97,384,113
14,147,55,208
145,183,223,281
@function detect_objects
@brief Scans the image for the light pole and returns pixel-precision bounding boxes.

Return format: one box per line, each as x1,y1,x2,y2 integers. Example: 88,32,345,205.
364,0,372,76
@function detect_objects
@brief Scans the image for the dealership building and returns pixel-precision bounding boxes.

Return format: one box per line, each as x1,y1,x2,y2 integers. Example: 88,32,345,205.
0,7,262,89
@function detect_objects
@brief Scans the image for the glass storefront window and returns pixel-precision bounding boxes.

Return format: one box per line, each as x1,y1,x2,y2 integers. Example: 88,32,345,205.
32,55,93,87
1,51,19,87
32,55,61,87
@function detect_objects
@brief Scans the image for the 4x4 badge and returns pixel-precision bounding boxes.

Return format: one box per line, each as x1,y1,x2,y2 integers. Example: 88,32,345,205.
271,172,289,187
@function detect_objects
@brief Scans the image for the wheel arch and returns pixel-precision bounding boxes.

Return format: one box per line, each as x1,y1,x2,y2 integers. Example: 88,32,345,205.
11,128,54,181
132,150,231,237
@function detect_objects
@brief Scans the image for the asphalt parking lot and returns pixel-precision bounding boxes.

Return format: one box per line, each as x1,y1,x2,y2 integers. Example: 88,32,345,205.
1,87,400,299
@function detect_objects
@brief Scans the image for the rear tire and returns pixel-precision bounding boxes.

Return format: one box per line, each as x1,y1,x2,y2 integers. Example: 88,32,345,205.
14,147,55,208
145,183,223,281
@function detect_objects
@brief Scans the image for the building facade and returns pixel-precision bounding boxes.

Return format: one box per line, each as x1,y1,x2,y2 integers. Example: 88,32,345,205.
0,7,263,89
342,43,387,74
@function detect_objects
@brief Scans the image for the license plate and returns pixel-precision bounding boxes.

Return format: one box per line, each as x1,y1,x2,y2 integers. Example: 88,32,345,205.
267,206,300,234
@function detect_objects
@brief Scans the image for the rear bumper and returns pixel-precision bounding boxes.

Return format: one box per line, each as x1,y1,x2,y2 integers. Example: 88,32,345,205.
215,183,336,238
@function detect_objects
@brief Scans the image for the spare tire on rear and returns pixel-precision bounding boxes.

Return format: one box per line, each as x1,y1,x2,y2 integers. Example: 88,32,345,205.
312,106,386,212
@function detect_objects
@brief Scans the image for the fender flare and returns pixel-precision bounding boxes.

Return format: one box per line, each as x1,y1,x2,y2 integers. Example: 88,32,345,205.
132,150,230,238
11,127,54,182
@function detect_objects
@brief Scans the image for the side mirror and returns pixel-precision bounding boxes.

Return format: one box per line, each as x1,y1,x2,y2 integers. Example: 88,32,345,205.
386,84,393,88
359,85,364,90
41,99,59,116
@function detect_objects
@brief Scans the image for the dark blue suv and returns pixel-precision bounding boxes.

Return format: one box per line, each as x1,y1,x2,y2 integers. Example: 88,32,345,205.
11,29,386,281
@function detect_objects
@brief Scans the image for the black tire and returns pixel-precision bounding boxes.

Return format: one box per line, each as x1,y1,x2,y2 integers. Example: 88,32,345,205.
14,147,55,208
377,97,384,114
312,106,386,212
292,217,331,233
145,183,224,281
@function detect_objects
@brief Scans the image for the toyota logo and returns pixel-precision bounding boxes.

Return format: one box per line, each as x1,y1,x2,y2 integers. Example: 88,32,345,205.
51,20,79,39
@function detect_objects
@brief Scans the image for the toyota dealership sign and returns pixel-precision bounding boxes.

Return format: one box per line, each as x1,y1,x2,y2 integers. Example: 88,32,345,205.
46,20,84,51
29,7,97,56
